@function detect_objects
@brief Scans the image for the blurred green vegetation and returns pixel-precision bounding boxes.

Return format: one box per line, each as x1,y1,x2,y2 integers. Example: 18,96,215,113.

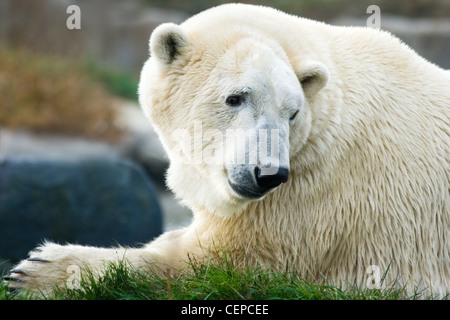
83,61,139,102
0,47,125,141
143,0,450,19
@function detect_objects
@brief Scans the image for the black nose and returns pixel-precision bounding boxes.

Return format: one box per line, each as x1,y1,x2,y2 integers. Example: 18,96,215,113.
255,166,289,191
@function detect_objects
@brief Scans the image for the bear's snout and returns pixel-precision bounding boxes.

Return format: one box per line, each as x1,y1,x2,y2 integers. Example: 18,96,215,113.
228,165,289,199
255,166,289,190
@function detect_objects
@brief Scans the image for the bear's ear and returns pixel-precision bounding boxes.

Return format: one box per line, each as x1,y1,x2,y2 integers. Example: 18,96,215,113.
296,61,329,98
149,23,188,64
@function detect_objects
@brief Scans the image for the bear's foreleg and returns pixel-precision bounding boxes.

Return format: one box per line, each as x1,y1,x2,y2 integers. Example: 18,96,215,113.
5,228,194,297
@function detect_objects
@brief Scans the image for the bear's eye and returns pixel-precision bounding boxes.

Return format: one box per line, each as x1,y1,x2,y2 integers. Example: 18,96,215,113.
225,95,244,107
289,110,299,122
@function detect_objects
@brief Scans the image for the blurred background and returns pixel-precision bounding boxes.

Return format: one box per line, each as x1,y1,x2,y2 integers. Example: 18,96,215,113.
0,0,449,275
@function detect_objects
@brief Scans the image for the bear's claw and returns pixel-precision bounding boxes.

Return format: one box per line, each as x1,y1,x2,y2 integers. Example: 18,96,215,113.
9,269,29,275
2,261,44,294
27,257,50,263
3,273,26,294
3,275,24,282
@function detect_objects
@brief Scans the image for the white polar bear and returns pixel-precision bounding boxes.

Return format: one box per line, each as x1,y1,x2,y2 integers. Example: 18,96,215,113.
6,4,450,298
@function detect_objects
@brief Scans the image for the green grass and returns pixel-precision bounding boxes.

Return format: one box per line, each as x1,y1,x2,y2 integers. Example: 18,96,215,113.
83,60,139,102
0,255,436,300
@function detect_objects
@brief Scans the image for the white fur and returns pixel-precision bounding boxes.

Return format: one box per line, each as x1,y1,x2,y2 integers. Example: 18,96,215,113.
9,4,449,298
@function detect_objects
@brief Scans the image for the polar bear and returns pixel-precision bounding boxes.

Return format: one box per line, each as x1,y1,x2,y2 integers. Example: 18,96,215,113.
6,4,449,298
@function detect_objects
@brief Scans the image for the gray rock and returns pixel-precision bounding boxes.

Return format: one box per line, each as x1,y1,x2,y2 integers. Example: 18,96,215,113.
115,102,169,185
0,156,163,270
0,129,121,161
114,104,193,232
0,115,192,235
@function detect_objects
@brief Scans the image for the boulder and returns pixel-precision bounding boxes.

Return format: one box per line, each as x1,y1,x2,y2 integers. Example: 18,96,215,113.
115,102,169,185
0,156,163,272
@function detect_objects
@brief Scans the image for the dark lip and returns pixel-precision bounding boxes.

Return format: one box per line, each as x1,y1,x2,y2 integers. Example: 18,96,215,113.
228,180,265,199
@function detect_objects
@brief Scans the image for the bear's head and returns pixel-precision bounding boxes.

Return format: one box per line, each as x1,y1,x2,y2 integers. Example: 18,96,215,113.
139,22,329,217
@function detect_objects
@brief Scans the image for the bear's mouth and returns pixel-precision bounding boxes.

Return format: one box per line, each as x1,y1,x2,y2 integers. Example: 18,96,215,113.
228,180,266,199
